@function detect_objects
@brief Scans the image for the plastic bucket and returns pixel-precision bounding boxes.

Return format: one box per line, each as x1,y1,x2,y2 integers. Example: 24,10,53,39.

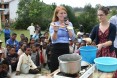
79,46,97,64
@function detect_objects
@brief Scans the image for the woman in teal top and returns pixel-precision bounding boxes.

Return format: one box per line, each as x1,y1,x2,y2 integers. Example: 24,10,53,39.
49,6,75,72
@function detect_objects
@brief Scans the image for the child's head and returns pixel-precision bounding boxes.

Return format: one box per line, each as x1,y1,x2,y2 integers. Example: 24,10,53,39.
80,40,86,46
30,38,35,44
43,42,47,49
35,43,40,51
40,35,45,42
44,32,49,39
20,34,25,40
2,64,8,72
0,63,8,76
32,45,37,52
24,37,28,44
20,43,27,51
6,44,11,51
24,46,31,55
9,46,16,55
35,30,39,34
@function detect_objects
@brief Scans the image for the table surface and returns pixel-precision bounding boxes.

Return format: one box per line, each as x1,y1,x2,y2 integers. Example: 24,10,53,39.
92,70,114,78
11,68,114,78
49,67,114,78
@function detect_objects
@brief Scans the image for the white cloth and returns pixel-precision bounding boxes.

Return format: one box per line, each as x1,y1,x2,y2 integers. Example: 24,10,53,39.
21,63,30,74
16,53,37,72
27,26,35,35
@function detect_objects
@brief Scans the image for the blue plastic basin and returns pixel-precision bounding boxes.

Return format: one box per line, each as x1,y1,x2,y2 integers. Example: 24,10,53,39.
94,57,117,72
79,46,97,64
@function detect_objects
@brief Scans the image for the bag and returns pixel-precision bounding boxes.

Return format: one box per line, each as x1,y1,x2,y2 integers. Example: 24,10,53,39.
21,64,30,74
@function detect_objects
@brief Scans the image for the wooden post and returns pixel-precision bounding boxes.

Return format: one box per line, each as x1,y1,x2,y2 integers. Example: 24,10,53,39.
0,9,5,31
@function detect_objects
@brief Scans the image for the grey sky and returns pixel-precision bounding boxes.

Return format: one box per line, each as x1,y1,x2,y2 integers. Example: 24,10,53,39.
42,0,117,7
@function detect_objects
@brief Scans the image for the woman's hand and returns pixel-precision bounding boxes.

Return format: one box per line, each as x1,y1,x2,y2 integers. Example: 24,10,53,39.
97,44,103,50
64,20,69,25
52,24,59,40
53,26,59,32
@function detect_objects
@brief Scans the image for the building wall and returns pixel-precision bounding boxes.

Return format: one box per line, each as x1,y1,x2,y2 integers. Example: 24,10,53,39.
2,0,10,2
9,0,19,22
0,0,19,23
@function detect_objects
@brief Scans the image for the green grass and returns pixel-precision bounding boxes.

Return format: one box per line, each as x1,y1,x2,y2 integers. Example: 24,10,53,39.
0,29,30,47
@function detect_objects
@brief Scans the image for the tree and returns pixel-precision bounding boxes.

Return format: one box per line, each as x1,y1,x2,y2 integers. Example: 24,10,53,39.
15,0,54,30
14,0,31,29
110,8,117,17
77,4,98,33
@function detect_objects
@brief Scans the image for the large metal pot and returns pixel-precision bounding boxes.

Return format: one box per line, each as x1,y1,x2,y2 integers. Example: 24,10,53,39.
58,54,82,74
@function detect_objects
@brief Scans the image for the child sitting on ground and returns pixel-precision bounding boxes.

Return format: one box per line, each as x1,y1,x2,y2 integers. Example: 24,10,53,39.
0,50,9,78
16,46,40,75
6,46,18,71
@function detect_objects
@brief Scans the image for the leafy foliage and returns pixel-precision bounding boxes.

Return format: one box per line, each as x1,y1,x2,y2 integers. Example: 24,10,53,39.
77,4,98,33
15,0,54,30
109,8,117,17
14,1,77,31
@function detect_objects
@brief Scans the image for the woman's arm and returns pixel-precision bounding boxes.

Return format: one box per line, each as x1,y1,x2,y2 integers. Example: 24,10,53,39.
97,24,116,50
49,22,59,41
67,22,75,40
97,41,112,50
52,29,58,40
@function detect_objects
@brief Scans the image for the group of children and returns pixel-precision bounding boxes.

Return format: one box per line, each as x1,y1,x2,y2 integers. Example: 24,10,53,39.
0,31,50,77
0,29,92,78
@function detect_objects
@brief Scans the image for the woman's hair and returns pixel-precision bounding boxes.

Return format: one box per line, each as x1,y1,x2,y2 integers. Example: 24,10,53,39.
98,6,110,15
52,6,67,22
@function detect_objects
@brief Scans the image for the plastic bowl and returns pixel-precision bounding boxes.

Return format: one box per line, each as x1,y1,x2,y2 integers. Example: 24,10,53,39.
79,46,97,64
94,57,117,72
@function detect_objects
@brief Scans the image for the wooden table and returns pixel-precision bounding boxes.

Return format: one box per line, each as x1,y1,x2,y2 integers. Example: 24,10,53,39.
47,66,115,78
46,67,114,78
91,70,114,78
